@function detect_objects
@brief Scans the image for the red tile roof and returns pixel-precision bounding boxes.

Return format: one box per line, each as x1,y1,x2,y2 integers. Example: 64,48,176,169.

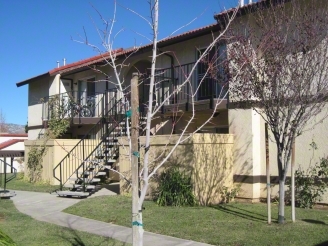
49,48,124,75
17,0,273,86
0,139,25,150
49,23,220,76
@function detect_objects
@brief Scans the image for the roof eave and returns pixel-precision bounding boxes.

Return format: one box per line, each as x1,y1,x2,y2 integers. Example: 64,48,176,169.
16,72,50,87
214,0,292,22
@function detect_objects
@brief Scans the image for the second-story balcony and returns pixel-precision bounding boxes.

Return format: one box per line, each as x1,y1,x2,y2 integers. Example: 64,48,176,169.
42,62,228,124
146,62,228,114
42,89,119,125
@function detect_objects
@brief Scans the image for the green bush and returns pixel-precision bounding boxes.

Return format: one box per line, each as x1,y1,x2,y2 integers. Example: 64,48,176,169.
154,167,196,206
220,186,240,204
290,157,328,209
0,229,16,246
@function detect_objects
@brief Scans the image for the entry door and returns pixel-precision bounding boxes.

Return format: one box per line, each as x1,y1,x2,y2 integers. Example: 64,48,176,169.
78,78,95,105
197,47,216,100
140,76,157,113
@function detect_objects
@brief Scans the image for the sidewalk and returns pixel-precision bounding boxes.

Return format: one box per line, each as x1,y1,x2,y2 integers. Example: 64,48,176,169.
11,190,212,246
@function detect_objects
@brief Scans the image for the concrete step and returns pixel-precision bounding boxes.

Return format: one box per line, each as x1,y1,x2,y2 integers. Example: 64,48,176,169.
103,138,119,142
109,126,126,131
0,190,16,198
68,177,80,182
69,177,100,183
104,145,119,149
101,153,118,158
64,184,96,190
77,171,91,175
96,171,106,176
104,142,120,146
87,165,97,170
89,178,101,183
103,165,118,170
56,191,90,197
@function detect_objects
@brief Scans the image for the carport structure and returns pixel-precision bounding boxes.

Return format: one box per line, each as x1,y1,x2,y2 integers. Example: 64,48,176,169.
0,149,24,198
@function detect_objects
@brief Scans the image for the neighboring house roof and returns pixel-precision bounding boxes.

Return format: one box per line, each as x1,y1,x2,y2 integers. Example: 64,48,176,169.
0,139,25,150
0,134,28,137
16,0,281,88
0,138,26,157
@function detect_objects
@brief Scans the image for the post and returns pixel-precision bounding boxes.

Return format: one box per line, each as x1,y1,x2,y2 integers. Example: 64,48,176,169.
265,123,271,224
131,73,140,245
11,157,14,173
4,157,7,191
291,140,295,222
161,77,165,114
82,141,85,192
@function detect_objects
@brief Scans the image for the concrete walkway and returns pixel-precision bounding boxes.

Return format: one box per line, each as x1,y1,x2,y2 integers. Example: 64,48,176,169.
10,190,212,246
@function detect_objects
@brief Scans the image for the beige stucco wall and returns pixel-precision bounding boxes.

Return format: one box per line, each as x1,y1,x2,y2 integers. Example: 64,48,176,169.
119,133,233,205
24,139,100,185
229,107,328,204
226,1,328,204
149,110,228,136
229,108,255,199
28,77,50,139
264,108,328,204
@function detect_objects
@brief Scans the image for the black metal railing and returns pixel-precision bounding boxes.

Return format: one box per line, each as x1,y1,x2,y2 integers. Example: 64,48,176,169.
154,62,228,110
42,89,118,121
53,96,128,191
0,159,17,190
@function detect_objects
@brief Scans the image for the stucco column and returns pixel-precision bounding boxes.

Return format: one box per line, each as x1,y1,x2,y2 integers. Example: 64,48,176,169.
251,109,262,199
49,74,61,96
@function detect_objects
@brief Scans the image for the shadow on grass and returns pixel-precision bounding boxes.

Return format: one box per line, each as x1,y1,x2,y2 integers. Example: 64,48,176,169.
302,219,327,225
60,217,130,246
315,241,328,246
211,204,269,223
59,227,130,246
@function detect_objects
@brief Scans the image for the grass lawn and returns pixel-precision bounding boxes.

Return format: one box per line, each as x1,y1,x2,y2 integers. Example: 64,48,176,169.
0,199,129,246
64,196,328,246
2,174,59,193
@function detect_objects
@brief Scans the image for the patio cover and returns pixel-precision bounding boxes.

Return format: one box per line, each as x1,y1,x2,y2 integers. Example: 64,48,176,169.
0,150,24,157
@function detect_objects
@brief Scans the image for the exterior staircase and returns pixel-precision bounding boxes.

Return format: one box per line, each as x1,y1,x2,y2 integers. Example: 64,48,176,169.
0,159,17,198
53,96,129,198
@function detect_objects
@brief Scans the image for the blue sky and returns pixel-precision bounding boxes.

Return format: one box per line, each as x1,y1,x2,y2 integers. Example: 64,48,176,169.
0,0,245,125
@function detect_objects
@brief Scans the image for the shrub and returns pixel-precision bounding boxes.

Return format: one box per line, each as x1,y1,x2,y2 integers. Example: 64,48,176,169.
290,157,328,209
220,186,240,204
154,167,196,206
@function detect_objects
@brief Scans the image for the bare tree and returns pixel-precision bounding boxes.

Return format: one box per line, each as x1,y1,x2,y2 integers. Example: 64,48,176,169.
0,109,8,134
228,0,328,224
69,1,239,245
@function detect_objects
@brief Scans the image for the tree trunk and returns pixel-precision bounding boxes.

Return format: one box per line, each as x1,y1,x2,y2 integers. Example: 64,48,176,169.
131,73,142,245
277,146,286,224
278,179,285,224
